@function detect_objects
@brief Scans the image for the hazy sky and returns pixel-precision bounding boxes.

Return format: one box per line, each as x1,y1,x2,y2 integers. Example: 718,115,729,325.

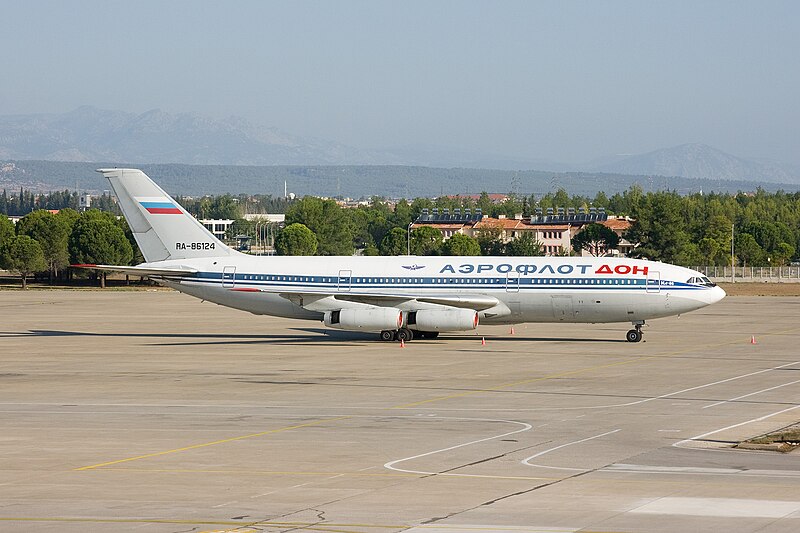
3,0,798,164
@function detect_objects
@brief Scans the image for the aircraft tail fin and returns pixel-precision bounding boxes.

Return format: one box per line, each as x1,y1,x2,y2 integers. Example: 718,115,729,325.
97,168,236,262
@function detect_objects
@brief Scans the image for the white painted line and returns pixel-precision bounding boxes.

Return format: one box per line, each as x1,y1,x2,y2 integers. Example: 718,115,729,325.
702,378,800,409
403,527,577,533
674,403,800,449
607,463,742,474
522,429,621,470
602,464,800,477
211,500,237,508
630,497,800,518
384,418,533,476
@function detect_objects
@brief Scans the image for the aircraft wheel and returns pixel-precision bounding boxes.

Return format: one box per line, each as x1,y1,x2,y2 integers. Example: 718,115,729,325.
626,329,642,343
396,328,414,342
380,330,396,342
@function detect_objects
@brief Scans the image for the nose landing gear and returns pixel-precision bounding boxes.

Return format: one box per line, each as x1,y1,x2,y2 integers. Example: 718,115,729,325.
626,321,645,343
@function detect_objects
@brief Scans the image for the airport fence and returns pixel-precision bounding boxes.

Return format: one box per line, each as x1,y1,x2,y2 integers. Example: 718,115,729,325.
692,266,800,283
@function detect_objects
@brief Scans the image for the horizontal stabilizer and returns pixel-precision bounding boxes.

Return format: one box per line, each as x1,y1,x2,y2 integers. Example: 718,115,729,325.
71,264,198,278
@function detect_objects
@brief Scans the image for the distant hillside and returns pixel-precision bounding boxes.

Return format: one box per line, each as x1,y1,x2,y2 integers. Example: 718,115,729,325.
2,109,798,186
592,143,798,184
0,106,397,165
1,160,796,199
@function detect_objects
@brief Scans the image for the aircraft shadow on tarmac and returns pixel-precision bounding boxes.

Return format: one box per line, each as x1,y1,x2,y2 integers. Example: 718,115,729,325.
5,329,626,345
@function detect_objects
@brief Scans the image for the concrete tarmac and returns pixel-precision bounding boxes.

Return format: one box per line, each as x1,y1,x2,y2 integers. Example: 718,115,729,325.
1,290,799,532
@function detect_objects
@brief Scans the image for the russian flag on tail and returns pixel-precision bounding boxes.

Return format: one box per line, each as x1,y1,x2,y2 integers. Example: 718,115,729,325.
137,197,182,215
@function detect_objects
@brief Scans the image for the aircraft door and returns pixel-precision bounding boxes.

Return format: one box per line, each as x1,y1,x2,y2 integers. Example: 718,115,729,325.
506,272,520,293
551,295,574,321
338,269,352,292
646,270,661,293
222,266,236,288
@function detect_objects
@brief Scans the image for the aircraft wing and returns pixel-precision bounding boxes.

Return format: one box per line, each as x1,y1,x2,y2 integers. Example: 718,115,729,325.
338,293,500,310
71,264,199,277
229,286,500,311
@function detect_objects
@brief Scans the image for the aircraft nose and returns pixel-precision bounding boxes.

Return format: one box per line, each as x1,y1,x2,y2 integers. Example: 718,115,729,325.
709,285,726,304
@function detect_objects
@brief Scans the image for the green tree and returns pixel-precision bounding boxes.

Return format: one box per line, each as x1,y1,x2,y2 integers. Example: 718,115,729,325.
56,208,80,232
0,234,46,289
734,234,764,267
209,195,241,219
773,242,795,266
441,233,481,256
225,218,254,240
505,232,543,256
475,221,506,256
626,191,690,263
674,241,703,266
275,223,317,256
552,188,570,210
362,243,380,256
69,211,134,288
345,208,374,251
476,192,494,217
0,215,14,247
392,200,414,228
410,226,443,255
740,221,782,254
16,210,70,283
379,227,409,256
285,197,353,255
592,191,609,209
698,238,720,266
55,208,82,280
572,223,620,256
704,215,733,265
496,196,524,218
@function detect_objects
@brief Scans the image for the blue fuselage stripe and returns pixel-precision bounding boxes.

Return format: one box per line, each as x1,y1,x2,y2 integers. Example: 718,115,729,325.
189,271,706,292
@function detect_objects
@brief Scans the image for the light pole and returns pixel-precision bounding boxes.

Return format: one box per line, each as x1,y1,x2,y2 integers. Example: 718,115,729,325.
731,223,735,283
407,222,413,256
253,221,259,254
267,222,274,255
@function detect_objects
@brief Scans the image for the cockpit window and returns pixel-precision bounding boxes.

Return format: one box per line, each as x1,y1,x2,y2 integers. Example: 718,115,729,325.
688,276,716,287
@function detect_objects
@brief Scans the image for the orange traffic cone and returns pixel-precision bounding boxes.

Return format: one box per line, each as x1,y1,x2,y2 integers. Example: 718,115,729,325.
750,335,757,345
510,326,515,335
481,337,486,346
399,338,405,348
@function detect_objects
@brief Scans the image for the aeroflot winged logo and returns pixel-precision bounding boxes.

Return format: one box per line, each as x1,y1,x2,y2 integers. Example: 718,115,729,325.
402,264,426,271
137,197,182,215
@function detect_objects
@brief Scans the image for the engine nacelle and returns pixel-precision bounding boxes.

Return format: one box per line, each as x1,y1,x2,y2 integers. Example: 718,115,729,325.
409,309,479,332
324,308,404,331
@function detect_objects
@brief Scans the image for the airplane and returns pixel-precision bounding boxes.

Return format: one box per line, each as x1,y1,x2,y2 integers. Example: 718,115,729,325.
75,168,726,343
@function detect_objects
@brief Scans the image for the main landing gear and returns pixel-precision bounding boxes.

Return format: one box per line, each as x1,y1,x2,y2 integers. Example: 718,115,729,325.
379,329,440,342
626,321,645,343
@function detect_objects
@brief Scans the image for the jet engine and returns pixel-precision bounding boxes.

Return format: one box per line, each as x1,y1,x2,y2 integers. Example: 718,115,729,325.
324,308,404,331
408,309,479,332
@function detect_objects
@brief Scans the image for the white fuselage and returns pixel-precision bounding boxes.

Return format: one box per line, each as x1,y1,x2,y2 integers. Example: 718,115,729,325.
150,255,726,326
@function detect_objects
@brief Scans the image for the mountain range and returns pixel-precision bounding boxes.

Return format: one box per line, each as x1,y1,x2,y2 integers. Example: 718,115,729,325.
0,106,798,187
0,106,397,166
